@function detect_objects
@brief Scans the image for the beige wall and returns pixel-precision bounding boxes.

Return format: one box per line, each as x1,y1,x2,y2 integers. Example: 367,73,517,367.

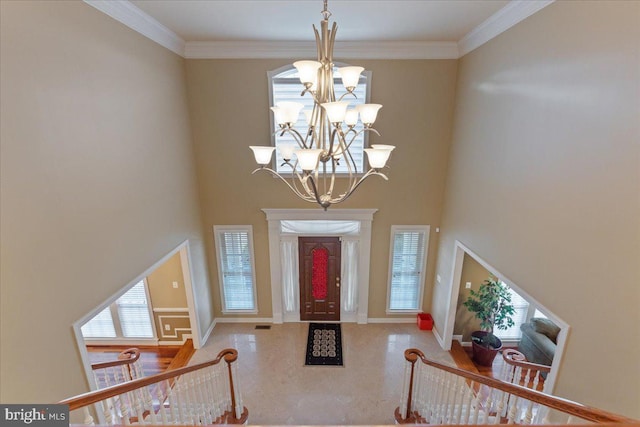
147,252,188,308
432,0,640,417
453,254,492,341
0,1,211,403
147,252,191,342
185,59,458,320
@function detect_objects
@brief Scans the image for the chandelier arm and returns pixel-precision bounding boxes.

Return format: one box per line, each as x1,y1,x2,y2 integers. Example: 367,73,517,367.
305,174,325,207
337,91,357,102
276,128,307,148
313,25,322,61
286,160,319,200
328,22,337,63
341,169,389,200
251,166,316,202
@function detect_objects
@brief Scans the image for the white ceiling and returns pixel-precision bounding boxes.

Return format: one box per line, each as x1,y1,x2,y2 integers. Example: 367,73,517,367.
86,0,554,58
130,0,509,43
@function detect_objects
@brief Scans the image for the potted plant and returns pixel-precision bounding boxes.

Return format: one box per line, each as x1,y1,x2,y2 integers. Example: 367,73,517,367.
463,276,515,366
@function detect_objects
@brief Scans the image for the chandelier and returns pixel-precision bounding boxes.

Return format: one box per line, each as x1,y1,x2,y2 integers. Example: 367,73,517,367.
250,0,394,210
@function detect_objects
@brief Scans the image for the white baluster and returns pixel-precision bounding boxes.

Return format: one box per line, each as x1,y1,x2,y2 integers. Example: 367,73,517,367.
167,379,180,424
451,375,464,423
434,370,446,423
156,380,169,425
201,366,215,423
470,380,481,424
460,379,472,424
118,392,131,426
507,393,520,424
188,373,201,424
522,398,535,425
445,373,456,422
100,399,113,425
82,407,95,426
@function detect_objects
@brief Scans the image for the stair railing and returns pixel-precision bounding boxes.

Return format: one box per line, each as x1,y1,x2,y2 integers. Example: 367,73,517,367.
61,348,248,426
90,348,144,390
396,348,636,425
500,349,551,392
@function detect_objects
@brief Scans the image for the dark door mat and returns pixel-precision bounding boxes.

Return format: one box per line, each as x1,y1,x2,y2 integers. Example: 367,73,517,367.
305,323,343,366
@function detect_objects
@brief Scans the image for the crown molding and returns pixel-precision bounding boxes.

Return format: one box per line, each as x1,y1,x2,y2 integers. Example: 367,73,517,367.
85,0,553,60
185,40,459,60
458,0,555,57
84,0,185,56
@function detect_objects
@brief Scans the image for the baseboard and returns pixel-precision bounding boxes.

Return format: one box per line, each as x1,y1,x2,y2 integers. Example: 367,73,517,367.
215,317,274,323
84,338,159,346
432,325,446,349
200,319,217,347
367,317,416,324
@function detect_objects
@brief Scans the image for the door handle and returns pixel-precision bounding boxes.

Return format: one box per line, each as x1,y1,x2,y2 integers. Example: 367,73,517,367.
336,277,340,288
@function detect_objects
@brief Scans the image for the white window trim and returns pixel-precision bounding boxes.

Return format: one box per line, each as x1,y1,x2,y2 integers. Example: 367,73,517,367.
213,225,259,314
83,278,158,343
386,225,431,314
267,63,373,176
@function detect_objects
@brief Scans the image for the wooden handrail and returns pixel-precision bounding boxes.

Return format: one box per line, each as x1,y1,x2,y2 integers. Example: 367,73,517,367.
60,348,238,411
90,348,140,370
402,348,637,424
502,348,551,373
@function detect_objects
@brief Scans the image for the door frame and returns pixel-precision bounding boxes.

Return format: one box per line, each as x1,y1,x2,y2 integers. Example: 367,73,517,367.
263,209,377,324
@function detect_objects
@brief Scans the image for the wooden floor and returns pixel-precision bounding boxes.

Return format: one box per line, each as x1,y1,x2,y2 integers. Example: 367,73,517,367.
449,340,545,390
449,340,515,379
86,339,195,377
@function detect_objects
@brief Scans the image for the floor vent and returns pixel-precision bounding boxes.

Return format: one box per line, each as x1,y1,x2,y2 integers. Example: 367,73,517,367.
255,325,271,330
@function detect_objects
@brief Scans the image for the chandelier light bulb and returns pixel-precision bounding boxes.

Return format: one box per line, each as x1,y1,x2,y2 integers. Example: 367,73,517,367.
344,109,359,127
276,101,304,125
371,144,396,151
338,66,364,91
293,60,322,86
250,146,276,165
270,106,284,125
294,149,323,171
358,104,382,126
321,101,350,124
364,148,392,169
279,144,296,161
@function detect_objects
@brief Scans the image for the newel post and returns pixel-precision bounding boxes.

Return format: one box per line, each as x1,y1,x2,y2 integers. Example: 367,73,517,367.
394,348,423,424
223,349,249,424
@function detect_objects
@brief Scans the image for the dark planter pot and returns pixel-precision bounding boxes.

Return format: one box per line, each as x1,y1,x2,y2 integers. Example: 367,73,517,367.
471,331,502,367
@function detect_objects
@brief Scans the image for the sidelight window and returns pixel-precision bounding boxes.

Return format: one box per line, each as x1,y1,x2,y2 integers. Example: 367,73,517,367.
214,225,258,313
386,226,430,313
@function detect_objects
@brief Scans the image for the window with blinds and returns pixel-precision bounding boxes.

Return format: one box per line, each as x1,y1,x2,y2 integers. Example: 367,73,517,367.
81,280,154,340
387,226,430,312
214,226,257,313
116,280,154,338
493,285,530,340
81,306,116,338
269,66,370,174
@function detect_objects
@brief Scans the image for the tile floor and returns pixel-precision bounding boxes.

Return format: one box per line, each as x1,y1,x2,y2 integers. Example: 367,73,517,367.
190,322,455,425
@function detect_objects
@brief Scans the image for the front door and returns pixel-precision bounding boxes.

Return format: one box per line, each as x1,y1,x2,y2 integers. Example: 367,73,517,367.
299,237,341,321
